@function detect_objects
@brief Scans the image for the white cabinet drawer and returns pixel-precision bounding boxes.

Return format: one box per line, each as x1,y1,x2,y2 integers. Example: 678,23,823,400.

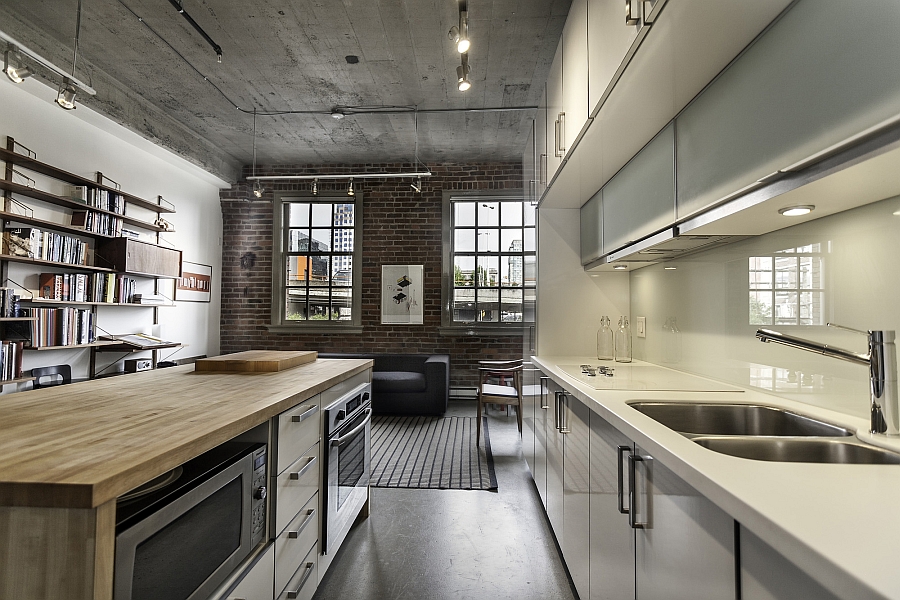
276,537,318,600
275,492,318,596
277,396,320,474
274,443,319,534
224,543,275,600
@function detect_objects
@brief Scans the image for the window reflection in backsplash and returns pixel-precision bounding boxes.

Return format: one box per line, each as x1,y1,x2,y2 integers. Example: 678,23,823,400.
630,194,900,420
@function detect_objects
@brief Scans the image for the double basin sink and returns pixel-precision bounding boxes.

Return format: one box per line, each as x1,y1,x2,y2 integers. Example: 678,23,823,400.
628,402,900,464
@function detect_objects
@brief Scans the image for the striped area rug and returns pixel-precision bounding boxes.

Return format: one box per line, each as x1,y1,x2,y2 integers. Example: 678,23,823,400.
371,416,498,491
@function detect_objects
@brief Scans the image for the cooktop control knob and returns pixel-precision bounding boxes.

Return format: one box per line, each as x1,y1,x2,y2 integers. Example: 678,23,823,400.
255,486,267,500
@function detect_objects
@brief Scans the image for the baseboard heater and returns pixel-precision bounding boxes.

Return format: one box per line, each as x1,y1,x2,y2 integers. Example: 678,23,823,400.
450,386,477,400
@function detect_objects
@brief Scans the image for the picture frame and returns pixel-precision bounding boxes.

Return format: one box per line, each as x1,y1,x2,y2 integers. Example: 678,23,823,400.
381,265,424,324
176,261,212,303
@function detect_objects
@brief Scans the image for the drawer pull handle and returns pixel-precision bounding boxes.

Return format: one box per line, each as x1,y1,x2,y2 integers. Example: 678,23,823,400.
286,562,315,599
288,508,316,538
617,445,632,514
289,456,317,480
291,404,319,423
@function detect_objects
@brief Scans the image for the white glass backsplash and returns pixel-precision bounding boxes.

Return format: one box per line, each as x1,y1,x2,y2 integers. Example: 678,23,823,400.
630,195,900,419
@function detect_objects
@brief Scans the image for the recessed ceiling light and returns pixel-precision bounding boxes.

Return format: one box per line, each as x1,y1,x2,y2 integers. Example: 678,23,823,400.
778,205,815,217
613,265,628,270
664,266,677,270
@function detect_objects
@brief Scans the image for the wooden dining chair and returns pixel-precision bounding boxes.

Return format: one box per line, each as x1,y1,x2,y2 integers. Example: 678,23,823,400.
476,359,524,447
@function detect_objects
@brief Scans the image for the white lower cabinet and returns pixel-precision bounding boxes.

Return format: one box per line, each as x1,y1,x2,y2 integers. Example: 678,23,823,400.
562,391,591,599
224,544,275,600
545,379,566,542
275,493,318,596
277,544,318,600
739,526,840,600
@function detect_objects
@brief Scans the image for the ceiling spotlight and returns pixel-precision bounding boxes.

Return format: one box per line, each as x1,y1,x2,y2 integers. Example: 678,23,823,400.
457,55,471,92
312,178,318,196
347,179,355,197
449,10,470,53
331,110,345,120
613,264,628,270
411,177,422,193
253,180,264,198
55,80,77,110
4,50,33,83
778,205,815,217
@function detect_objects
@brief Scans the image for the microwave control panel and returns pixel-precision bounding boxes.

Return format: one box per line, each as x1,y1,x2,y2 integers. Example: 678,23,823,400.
251,445,267,545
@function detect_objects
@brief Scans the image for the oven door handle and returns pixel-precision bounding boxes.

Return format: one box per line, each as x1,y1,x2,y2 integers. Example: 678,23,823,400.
331,408,373,446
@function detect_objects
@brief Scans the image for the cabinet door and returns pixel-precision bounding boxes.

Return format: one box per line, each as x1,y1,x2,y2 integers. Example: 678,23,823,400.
580,189,602,265
589,412,635,600
546,39,564,183
545,378,565,540
562,392,591,599
562,0,589,150
740,526,841,600
533,372,550,506
676,0,900,219
522,364,538,479
601,122,675,254
587,0,642,113
536,85,549,199
523,120,536,205
633,444,735,600
224,544,275,600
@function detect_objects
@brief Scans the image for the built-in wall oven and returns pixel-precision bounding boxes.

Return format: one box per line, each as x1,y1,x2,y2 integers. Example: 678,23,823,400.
322,382,372,554
113,442,267,600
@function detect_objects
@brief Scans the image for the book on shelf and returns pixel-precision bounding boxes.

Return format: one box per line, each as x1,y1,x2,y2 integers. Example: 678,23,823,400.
4,227,88,265
99,333,176,348
39,273,137,303
71,210,124,237
131,294,167,305
0,341,24,380
28,306,94,348
67,186,125,215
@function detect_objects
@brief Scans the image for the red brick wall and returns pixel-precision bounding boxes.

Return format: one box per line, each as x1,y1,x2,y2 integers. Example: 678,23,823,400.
219,162,525,390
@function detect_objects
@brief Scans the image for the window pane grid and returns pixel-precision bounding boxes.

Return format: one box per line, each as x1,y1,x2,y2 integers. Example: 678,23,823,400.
749,246,824,326
451,198,534,324
284,201,355,322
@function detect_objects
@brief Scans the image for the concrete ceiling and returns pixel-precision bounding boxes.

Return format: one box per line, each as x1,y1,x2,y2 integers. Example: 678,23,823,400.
0,0,569,181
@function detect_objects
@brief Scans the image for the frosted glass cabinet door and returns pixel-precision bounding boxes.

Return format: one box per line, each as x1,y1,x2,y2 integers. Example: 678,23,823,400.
589,413,635,600
562,0,589,150
580,189,602,265
562,393,591,599
601,122,675,254
633,444,735,600
676,0,900,219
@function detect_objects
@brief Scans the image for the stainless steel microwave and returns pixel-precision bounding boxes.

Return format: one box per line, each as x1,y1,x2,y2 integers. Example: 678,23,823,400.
113,442,267,600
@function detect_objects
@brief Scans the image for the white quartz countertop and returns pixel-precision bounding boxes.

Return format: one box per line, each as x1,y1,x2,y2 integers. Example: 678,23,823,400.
534,356,900,600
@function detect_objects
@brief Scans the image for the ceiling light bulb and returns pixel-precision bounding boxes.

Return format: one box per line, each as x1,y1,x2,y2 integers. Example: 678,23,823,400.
331,111,345,120
457,38,470,53
253,180,264,198
664,266,677,270
4,52,32,83
778,205,815,217
613,264,628,270
456,64,471,91
55,82,77,110
312,179,318,196
347,179,355,197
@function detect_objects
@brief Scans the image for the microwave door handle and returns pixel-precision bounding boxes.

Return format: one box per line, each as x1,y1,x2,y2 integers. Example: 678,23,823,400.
331,408,373,446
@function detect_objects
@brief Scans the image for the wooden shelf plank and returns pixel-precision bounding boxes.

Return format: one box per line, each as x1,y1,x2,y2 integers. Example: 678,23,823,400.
0,181,171,233
22,298,173,307
26,341,120,351
0,317,37,321
0,211,117,240
0,253,115,273
93,342,182,353
0,148,176,214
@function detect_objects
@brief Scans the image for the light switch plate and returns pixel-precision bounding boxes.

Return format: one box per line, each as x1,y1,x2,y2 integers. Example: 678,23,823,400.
636,316,646,338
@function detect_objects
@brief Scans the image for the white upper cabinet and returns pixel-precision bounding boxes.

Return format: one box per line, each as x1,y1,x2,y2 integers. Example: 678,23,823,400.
587,0,644,114
579,189,602,266
546,39,564,183
676,0,900,219
535,84,548,198
562,0,590,152
522,120,536,205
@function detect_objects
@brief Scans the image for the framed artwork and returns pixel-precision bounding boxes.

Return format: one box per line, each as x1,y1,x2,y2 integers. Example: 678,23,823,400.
381,265,424,324
176,261,212,302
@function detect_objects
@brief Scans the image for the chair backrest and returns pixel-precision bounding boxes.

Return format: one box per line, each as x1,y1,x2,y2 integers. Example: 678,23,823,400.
31,364,72,389
478,359,524,393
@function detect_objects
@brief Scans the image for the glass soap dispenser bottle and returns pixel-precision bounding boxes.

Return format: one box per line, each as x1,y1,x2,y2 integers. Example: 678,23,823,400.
615,316,633,363
597,316,614,360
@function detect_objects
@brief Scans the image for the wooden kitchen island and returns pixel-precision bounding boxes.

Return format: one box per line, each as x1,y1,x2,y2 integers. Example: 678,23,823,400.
0,357,373,600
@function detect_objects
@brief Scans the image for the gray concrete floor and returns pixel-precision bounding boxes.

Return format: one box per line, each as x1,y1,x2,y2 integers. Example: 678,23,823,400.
312,401,578,600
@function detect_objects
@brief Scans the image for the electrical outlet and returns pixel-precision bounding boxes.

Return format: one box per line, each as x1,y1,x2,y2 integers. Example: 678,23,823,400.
636,316,646,338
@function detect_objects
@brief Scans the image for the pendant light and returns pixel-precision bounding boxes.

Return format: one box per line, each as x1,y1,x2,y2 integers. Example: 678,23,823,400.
347,179,355,197
4,49,33,83
312,178,318,196
56,0,83,110
251,108,264,198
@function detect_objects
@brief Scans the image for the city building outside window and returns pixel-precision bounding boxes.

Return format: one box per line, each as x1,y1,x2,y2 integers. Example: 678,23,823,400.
270,194,362,331
442,191,535,331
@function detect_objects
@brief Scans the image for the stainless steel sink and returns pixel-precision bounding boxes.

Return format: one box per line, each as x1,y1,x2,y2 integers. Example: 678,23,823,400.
628,402,853,437
692,437,900,464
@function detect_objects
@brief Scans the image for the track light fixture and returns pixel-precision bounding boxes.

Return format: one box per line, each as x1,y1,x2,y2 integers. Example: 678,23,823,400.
253,180,264,198
312,178,318,196
411,177,422,193
457,53,471,92
347,179,355,197
4,49,32,83
55,80,77,110
249,108,264,199
448,9,470,53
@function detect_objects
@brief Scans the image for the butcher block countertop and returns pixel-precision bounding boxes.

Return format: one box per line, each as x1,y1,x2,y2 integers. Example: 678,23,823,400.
0,358,372,509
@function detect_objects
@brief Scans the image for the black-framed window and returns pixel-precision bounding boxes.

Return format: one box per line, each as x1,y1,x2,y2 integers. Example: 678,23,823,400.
444,193,535,327
271,195,361,331
749,243,825,326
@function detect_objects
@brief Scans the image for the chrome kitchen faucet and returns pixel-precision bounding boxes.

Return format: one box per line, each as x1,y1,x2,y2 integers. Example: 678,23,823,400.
756,324,899,435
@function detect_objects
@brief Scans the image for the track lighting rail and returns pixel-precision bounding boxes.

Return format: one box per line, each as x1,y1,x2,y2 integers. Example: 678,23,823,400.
247,172,432,182
167,0,223,62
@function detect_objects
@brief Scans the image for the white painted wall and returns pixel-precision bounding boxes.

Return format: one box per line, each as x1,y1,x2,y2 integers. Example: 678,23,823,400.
0,77,227,384
537,208,629,357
